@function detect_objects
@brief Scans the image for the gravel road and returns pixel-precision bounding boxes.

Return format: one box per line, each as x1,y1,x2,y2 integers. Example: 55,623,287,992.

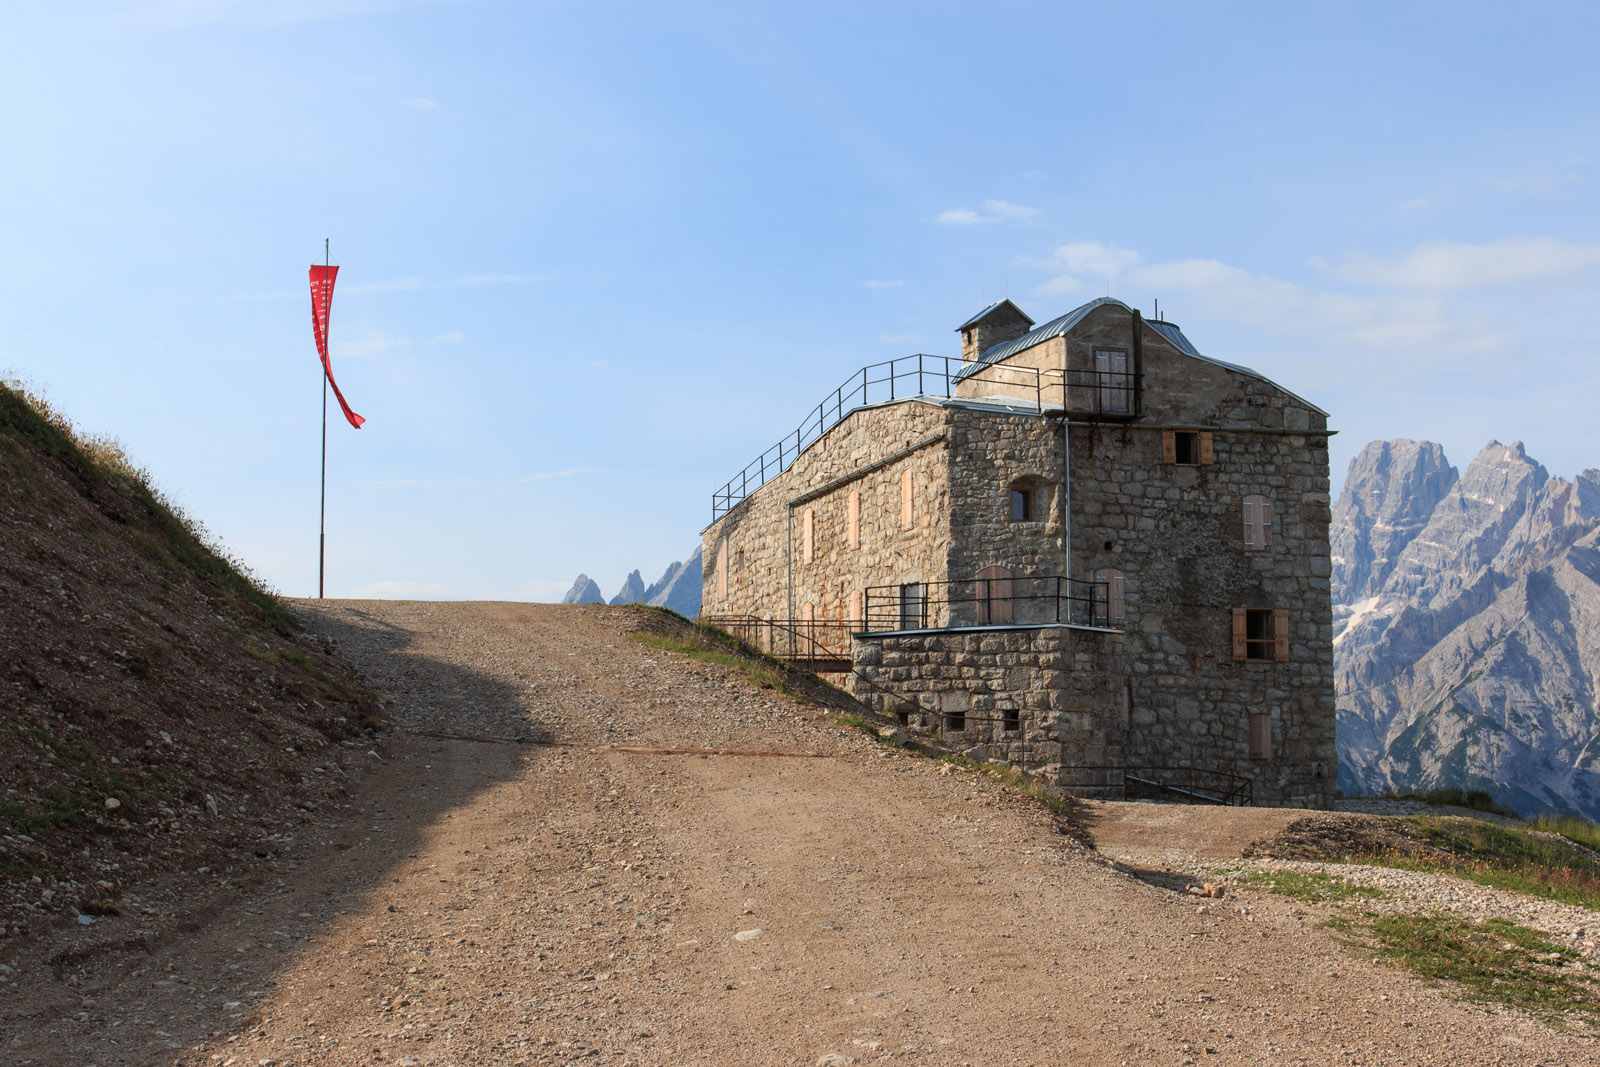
4,602,1593,1065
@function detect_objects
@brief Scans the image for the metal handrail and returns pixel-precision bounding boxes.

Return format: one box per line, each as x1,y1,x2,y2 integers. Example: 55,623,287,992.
861,574,1108,631
700,614,854,665
708,354,1145,521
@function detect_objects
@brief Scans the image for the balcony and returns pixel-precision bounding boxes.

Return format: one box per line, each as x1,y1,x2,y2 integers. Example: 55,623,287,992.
862,574,1111,633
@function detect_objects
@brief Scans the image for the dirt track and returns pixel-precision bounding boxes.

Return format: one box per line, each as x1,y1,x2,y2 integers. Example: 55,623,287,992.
3,602,1592,1065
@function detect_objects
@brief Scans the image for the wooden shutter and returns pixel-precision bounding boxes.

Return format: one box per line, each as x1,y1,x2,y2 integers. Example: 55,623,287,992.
1261,498,1274,548
1249,713,1272,760
1242,496,1256,549
1161,429,1177,464
847,490,861,549
1273,609,1290,661
716,539,728,600
849,589,863,629
976,565,1013,625
900,469,914,530
1231,608,1248,660
1199,431,1215,465
802,508,815,563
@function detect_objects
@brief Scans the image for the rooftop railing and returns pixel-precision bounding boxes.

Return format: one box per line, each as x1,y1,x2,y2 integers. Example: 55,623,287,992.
708,354,1140,522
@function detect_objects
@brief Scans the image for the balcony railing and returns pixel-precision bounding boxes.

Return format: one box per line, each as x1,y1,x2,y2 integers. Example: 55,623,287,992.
709,354,1141,521
862,574,1108,632
699,615,854,670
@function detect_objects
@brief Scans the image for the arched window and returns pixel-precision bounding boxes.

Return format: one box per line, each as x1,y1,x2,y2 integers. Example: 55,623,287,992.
975,565,1014,625
847,490,861,549
1243,494,1274,551
1092,567,1126,626
802,507,815,563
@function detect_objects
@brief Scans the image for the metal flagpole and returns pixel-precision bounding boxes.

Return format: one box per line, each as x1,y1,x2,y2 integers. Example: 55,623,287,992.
319,238,328,599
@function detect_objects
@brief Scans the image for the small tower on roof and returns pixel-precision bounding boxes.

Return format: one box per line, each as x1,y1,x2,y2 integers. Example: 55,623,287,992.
956,299,1034,363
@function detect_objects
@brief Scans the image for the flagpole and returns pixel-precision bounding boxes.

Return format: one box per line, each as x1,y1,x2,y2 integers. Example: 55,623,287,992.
319,237,328,600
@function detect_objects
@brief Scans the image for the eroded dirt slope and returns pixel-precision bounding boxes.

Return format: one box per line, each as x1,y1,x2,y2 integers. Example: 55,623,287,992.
0,384,379,939
3,601,1591,1065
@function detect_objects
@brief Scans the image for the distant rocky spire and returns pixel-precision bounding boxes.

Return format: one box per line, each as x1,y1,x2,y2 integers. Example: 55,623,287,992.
560,574,605,605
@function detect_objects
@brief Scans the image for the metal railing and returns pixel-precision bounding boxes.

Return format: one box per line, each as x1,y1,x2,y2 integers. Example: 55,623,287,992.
1119,766,1255,806
709,353,1141,521
862,574,1107,632
700,615,854,669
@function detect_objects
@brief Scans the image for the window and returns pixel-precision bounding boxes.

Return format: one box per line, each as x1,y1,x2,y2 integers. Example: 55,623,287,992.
1249,713,1273,760
802,507,815,563
1011,488,1032,522
1232,608,1289,662
1094,348,1130,414
1092,568,1126,626
1162,429,1214,466
899,582,925,629
715,538,729,600
900,469,915,530
945,709,966,733
975,565,1014,625
1243,494,1274,551
847,490,861,549
1002,707,1020,733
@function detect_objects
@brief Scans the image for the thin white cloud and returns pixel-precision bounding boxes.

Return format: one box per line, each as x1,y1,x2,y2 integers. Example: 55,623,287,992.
516,466,596,484
338,331,464,359
130,0,456,26
400,97,440,110
1489,171,1584,197
862,279,904,289
1033,274,1083,295
936,200,1041,226
1326,238,1600,292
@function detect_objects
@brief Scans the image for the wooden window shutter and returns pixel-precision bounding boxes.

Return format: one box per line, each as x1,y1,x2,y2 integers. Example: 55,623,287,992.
1231,608,1248,660
900,469,914,530
1242,497,1255,548
1273,609,1290,661
1261,498,1274,548
849,589,863,629
716,539,728,600
802,508,815,563
1249,714,1272,760
1161,429,1177,464
847,490,861,549
1199,431,1215,465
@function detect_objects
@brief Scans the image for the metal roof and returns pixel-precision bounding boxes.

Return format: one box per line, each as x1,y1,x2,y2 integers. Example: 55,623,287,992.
954,298,1034,331
952,296,1329,416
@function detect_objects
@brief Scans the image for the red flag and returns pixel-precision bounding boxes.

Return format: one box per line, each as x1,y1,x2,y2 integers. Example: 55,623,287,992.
309,264,365,429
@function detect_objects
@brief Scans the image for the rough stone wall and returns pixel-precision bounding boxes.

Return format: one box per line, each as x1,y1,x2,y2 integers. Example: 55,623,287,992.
700,400,955,631
851,626,1127,774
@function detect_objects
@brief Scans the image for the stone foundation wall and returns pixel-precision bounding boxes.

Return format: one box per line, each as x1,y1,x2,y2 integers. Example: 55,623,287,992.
850,626,1128,790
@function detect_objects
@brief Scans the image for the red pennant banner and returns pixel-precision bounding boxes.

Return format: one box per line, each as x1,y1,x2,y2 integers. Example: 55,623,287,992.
308,264,366,429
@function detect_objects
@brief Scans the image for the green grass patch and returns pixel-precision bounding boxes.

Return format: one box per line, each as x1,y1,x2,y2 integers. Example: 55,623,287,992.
244,639,331,682
629,628,802,698
1535,813,1600,854
939,754,1085,826
1398,816,1600,909
0,788,88,836
1336,912,1600,1029
1239,870,1389,904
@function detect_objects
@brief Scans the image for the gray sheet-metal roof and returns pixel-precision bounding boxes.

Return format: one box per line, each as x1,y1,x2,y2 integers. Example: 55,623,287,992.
952,296,1328,416
955,298,1034,331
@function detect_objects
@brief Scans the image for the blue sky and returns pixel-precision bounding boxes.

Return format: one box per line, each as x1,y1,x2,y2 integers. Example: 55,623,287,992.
2,1,1596,601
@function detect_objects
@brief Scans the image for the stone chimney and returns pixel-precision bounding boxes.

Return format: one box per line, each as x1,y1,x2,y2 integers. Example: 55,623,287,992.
957,300,1034,363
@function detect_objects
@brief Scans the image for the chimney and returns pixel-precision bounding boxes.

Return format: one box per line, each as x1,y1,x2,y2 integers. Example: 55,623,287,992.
957,299,1034,363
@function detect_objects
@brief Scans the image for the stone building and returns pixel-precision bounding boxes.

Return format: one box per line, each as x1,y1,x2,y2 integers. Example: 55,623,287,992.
700,296,1336,807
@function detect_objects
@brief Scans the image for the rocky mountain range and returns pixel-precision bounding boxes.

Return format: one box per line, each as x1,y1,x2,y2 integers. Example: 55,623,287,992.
560,546,702,618
1333,439,1600,817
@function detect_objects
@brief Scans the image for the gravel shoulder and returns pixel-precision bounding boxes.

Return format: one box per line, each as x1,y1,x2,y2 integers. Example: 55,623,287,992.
3,602,1593,1065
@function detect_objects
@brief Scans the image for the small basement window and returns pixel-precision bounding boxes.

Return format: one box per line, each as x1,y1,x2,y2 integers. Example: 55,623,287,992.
1002,707,1020,732
945,710,966,733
